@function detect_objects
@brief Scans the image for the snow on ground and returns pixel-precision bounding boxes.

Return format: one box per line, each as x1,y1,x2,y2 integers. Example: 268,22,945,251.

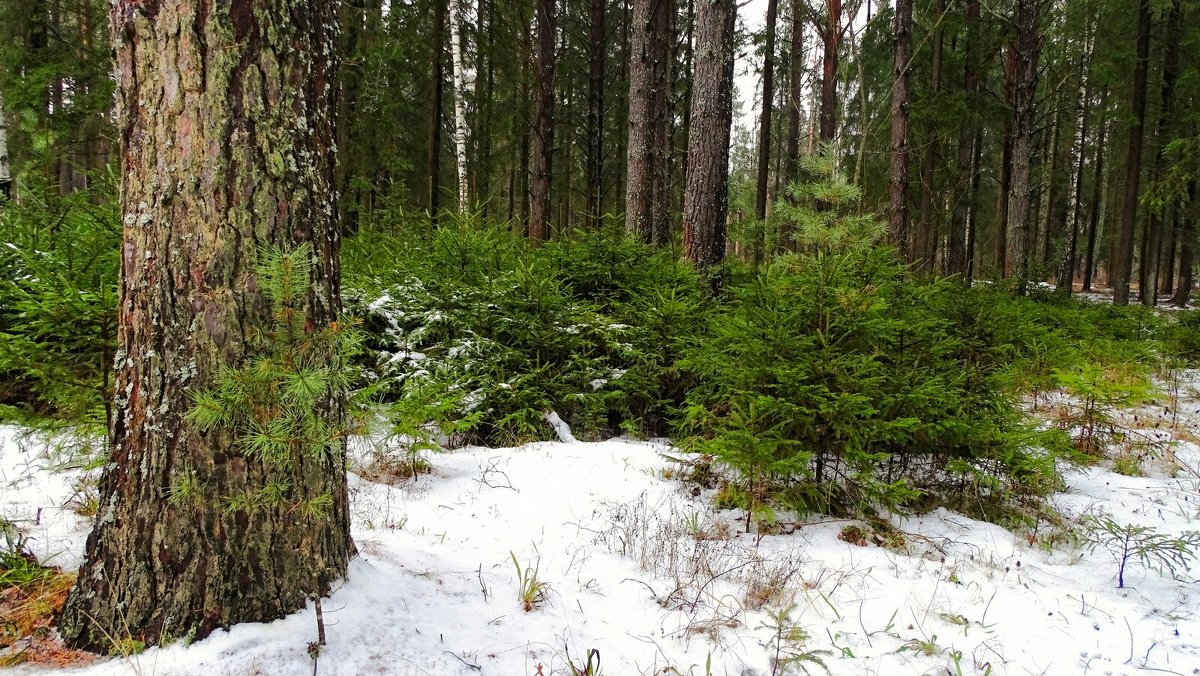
3,373,1200,675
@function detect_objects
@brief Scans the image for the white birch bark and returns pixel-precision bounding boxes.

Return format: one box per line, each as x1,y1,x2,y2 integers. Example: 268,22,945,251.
449,0,470,212
0,94,11,198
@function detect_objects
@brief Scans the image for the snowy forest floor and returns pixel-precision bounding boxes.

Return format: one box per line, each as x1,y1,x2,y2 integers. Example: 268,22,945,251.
3,369,1200,676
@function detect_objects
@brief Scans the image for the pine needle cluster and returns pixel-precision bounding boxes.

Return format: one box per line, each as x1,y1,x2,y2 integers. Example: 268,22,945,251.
186,243,370,517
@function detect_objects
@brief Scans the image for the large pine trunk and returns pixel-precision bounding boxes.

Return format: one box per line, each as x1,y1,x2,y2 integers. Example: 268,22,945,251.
784,2,804,187
1112,0,1151,305
682,0,736,269
912,0,943,270
58,0,351,651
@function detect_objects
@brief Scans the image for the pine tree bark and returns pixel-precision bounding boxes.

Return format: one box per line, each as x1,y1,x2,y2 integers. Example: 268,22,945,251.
682,0,736,270
886,0,912,252
817,0,841,144
1112,0,1151,305
530,0,556,240
1003,0,1042,290
626,0,673,244
58,0,351,650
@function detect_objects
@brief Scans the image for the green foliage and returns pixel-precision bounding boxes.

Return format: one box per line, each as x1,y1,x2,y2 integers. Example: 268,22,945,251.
679,159,1065,520
186,244,370,517
1082,515,1200,588
1162,310,1200,364
510,552,550,612
758,605,831,676
346,221,705,446
0,186,119,425
1053,361,1157,456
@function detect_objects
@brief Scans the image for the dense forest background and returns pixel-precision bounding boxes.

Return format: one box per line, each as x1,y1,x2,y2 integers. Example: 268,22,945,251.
1,0,1197,302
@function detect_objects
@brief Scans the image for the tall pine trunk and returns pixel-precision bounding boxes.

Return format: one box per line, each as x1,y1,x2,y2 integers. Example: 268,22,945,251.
1112,0,1151,305
1082,93,1109,292
1004,0,1042,290
530,0,556,240
59,0,351,650
886,0,912,251
626,0,673,244
683,0,737,270
818,0,841,144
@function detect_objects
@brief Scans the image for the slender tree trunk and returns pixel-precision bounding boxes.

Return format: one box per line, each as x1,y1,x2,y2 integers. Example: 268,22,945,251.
947,0,980,277
1161,206,1178,296
1056,24,1094,294
996,44,1017,276
1039,91,1062,271
1139,0,1182,306
59,0,350,650
429,0,447,225
966,125,984,284
649,0,674,245
886,0,912,252
756,0,780,228
479,0,496,216
1082,93,1109,292
683,0,737,270
1172,181,1195,307
1112,0,1151,305
785,1,804,187
449,0,470,212
818,0,841,144
1004,0,1042,291
336,0,365,233
586,0,606,227
913,0,943,270
530,0,556,240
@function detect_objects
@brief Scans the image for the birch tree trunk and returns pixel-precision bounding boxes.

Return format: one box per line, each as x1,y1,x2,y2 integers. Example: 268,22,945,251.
449,0,470,212
58,0,351,651
0,95,10,200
